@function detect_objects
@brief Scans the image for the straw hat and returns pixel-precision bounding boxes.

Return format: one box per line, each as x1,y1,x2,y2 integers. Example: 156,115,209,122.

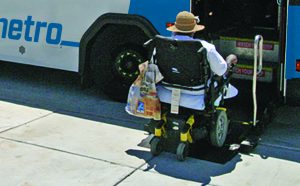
167,11,205,33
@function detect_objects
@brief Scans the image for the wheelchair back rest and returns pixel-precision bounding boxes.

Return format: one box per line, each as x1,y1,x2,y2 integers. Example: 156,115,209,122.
153,35,209,88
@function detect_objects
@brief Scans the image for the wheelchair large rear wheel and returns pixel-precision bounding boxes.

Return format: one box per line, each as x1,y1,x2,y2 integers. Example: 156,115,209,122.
210,110,229,147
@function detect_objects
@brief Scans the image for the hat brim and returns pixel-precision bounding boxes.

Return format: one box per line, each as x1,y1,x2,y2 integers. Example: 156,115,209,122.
167,24,205,33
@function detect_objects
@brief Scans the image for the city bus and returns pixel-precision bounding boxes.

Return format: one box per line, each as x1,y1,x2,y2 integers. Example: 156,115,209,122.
0,0,299,117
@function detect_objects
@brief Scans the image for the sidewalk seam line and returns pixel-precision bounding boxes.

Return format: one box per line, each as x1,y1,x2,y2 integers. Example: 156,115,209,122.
0,136,145,170
259,142,300,152
0,112,55,134
113,157,155,186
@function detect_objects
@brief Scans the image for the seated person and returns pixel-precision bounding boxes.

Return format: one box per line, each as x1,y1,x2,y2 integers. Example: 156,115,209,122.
157,11,238,110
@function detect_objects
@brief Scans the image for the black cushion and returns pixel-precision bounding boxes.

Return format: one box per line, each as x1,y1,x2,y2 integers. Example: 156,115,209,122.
154,35,209,88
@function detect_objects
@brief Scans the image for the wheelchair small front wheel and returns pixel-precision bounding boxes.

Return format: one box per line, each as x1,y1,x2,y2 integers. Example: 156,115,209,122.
210,110,229,147
150,137,163,156
176,142,189,161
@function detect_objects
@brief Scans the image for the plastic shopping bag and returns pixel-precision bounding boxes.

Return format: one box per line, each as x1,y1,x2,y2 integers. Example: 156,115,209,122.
125,61,163,120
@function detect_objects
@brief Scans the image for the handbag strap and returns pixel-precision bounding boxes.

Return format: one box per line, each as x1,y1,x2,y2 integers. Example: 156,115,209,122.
150,47,156,64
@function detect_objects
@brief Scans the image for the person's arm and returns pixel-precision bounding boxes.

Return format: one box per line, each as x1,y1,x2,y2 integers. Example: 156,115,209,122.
207,48,228,76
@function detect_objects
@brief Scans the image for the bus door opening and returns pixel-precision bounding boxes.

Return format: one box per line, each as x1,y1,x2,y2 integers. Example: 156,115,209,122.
191,0,282,128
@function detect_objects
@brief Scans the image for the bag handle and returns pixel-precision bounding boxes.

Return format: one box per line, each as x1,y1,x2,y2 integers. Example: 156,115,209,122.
150,47,156,64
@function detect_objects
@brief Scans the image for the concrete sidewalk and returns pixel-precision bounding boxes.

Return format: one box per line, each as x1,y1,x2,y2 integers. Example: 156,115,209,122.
0,100,299,186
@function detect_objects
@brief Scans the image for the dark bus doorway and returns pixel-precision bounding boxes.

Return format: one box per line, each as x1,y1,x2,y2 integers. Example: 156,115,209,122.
192,0,284,138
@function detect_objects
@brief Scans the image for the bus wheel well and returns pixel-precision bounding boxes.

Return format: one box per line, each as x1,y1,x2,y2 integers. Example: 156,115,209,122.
87,23,151,101
79,14,158,100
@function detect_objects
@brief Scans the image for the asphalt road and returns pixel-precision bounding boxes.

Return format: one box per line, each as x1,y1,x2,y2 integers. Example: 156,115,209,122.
0,61,148,129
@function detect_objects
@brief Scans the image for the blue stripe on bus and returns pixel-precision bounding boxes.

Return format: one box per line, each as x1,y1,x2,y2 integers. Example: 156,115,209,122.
286,5,300,79
128,0,190,36
60,40,80,47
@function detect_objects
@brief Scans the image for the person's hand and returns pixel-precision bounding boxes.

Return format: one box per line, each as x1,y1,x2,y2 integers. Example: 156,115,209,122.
226,54,238,69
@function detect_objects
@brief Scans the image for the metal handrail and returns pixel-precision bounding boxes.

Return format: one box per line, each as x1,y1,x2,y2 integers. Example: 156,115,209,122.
277,0,282,6
253,35,263,126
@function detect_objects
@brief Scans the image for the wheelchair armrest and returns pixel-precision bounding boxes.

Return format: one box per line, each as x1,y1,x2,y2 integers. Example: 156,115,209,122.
210,75,229,96
197,47,205,54
224,64,236,84
143,39,153,48
211,74,222,82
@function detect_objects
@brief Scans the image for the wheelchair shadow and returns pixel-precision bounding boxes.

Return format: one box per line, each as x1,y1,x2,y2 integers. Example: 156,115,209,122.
138,134,241,164
126,135,242,184
126,149,242,184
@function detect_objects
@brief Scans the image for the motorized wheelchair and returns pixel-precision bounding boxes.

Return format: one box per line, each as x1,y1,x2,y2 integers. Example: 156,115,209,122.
144,35,234,161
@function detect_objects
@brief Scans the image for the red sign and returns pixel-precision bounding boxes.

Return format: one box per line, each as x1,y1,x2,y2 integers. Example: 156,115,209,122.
234,67,265,77
236,41,274,51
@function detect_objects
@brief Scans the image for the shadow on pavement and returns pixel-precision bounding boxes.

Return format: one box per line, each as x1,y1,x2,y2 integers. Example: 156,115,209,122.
252,106,300,163
0,61,148,131
254,144,300,164
126,149,242,184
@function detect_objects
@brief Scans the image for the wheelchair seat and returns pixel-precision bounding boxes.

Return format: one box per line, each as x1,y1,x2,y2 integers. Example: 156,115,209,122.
154,35,209,90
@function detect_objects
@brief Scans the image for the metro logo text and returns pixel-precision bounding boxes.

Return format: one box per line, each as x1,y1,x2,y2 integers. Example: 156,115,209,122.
0,16,63,45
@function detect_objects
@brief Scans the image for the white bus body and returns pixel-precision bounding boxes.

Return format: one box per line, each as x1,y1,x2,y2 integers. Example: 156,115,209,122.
0,0,131,72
